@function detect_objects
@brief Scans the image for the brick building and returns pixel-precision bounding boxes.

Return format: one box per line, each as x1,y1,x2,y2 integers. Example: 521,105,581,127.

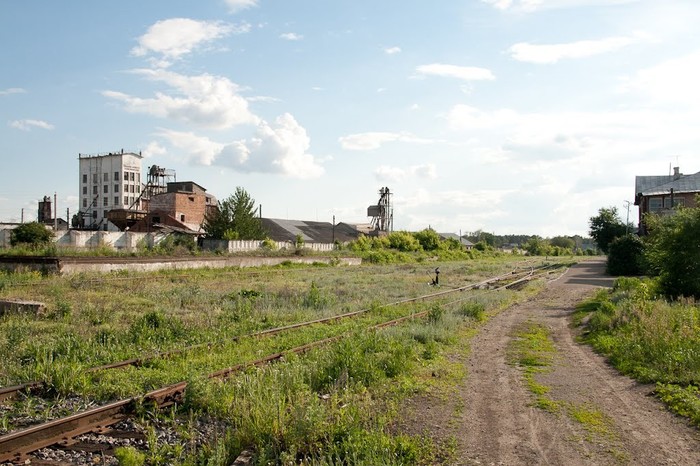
129,181,217,234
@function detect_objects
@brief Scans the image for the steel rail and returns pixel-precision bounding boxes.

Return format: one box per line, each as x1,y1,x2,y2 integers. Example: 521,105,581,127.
0,264,558,462
0,266,545,403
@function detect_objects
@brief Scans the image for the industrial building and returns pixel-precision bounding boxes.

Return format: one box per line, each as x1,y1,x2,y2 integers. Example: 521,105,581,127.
77,150,143,231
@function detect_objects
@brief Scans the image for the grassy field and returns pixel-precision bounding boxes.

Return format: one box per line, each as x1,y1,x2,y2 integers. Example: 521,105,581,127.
0,256,553,464
575,276,700,428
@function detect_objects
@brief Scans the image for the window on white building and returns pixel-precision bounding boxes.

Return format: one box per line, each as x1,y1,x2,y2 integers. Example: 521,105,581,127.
92,173,98,183
124,172,129,181
103,185,108,194
103,173,109,182
114,185,119,193
124,196,128,205
93,186,98,195
114,171,119,181
103,197,108,206
114,196,119,206
82,187,87,195
83,199,87,208
82,174,87,183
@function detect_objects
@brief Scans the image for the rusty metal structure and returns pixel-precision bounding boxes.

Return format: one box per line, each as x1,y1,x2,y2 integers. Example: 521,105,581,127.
367,187,393,233
107,165,176,230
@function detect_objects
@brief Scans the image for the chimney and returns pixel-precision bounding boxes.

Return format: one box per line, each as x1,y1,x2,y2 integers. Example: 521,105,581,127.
673,166,681,180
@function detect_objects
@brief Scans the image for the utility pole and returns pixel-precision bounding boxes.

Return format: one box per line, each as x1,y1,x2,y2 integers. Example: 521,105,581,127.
21,208,24,223
54,192,58,231
623,200,631,234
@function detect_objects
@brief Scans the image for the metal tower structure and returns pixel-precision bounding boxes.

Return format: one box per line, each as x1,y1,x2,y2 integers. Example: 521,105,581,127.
367,187,393,233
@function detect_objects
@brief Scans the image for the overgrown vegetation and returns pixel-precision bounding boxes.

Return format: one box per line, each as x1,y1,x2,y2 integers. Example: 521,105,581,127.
9,222,53,248
591,198,700,300
0,257,551,463
202,187,266,240
575,276,700,427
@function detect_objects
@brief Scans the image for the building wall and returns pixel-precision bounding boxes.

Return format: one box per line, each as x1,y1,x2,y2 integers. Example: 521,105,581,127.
638,192,699,234
149,192,208,231
78,151,143,231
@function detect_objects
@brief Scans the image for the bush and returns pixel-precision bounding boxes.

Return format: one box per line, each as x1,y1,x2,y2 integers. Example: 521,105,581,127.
413,229,440,251
645,202,700,299
387,231,421,252
10,222,53,247
606,234,646,276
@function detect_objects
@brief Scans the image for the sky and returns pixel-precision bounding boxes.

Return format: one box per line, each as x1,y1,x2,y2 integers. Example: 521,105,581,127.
1,0,699,237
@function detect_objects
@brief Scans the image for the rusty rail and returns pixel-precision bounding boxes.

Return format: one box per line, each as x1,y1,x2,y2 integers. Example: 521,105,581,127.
0,265,559,462
0,266,543,403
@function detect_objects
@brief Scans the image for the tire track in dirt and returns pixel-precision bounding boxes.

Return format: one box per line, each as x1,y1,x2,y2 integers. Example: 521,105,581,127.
456,259,700,465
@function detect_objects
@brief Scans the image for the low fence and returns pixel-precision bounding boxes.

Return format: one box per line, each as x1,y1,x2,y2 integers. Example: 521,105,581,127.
201,239,336,253
0,229,339,253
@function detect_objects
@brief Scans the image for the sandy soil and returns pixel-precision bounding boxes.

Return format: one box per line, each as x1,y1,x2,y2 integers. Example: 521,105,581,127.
404,259,700,465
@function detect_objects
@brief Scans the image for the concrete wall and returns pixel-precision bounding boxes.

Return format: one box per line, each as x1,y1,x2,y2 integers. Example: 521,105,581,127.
54,230,162,250
201,239,337,253
0,228,339,253
0,255,360,275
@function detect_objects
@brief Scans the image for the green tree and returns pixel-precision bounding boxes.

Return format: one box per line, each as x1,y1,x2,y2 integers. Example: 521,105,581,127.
413,228,440,251
550,236,575,250
606,234,646,276
522,236,550,256
10,222,53,247
387,231,421,252
203,187,266,240
645,202,700,298
589,207,627,254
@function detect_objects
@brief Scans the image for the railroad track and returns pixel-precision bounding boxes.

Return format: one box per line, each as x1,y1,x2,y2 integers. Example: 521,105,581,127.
0,264,548,404
0,263,564,463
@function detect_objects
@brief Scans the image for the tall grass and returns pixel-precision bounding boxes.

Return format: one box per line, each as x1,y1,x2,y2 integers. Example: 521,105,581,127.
577,276,700,426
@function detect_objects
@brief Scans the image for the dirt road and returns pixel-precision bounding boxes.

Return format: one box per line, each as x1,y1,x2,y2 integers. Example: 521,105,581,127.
455,259,700,465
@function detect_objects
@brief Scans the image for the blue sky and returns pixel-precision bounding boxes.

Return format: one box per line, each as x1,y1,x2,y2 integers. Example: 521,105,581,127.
2,0,699,236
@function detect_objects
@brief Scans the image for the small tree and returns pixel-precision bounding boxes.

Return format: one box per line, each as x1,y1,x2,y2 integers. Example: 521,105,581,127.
522,236,550,256
645,201,700,298
606,234,645,276
203,187,266,240
10,222,53,247
413,228,441,251
589,207,627,254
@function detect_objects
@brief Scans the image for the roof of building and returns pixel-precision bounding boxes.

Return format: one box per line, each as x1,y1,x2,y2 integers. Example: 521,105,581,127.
438,233,474,246
261,218,361,243
635,171,700,198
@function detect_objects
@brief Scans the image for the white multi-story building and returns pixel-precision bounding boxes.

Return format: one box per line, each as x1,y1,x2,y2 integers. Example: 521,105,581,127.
78,150,143,231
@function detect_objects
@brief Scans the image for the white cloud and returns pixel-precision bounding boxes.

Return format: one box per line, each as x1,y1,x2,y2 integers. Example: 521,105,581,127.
131,18,241,62
482,0,639,12
158,129,225,166
9,119,54,131
374,164,438,183
224,113,324,178
621,50,700,105
158,114,324,178
509,36,642,64
384,46,401,55
401,188,513,210
0,88,26,96
141,141,167,159
103,69,259,130
280,32,303,41
447,105,519,130
224,0,258,13
416,64,495,81
339,131,434,151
